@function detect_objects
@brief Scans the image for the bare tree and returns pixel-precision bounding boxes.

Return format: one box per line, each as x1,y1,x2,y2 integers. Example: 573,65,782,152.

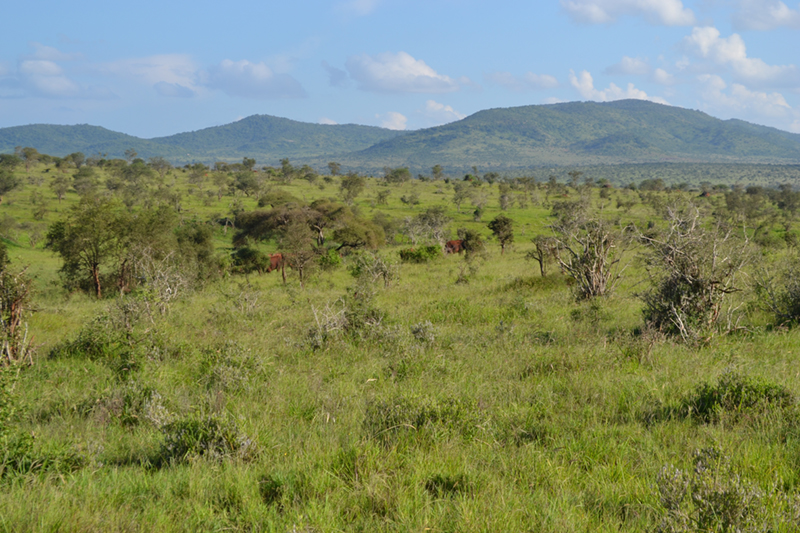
638,202,751,343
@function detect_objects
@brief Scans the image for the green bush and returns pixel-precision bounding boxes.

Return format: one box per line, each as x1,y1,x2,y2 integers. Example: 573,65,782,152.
156,416,257,465
681,370,794,422
399,246,441,263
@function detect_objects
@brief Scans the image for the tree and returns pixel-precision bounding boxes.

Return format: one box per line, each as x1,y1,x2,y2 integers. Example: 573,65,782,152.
15,147,40,172
280,158,295,183
0,170,21,200
46,197,128,299
550,201,629,300
527,235,558,277
432,165,444,181
0,154,21,171
488,215,514,254
148,157,172,179
242,157,256,171
384,167,411,184
452,182,471,213
328,162,341,176
340,172,366,205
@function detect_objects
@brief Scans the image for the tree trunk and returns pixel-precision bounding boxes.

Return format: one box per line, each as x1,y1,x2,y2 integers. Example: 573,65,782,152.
92,264,102,299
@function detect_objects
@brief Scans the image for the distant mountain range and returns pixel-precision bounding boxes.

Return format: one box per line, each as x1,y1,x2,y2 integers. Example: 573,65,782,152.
2,100,800,174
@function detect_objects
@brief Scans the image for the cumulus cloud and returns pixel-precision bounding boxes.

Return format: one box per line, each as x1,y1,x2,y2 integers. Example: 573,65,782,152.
732,0,800,30
569,69,669,104
604,56,650,76
421,100,466,125
698,74,792,118
319,117,338,125
682,26,800,87
485,71,559,91
561,0,695,25
100,54,200,96
206,59,306,99
346,52,460,93
376,111,407,130
322,60,349,87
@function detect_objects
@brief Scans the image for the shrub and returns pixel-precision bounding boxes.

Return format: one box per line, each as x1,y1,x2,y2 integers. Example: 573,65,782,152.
399,246,441,263
156,416,257,465
681,370,793,422
655,447,789,533
639,203,750,343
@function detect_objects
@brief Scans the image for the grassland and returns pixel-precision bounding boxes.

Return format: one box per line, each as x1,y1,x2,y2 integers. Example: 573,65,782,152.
2,160,800,531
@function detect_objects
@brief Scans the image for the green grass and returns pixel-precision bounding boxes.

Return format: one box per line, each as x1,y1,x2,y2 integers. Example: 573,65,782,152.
2,162,800,531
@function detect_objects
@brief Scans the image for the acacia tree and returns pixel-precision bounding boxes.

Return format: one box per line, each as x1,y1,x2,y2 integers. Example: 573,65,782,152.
488,215,514,254
46,198,128,299
340,172,366,205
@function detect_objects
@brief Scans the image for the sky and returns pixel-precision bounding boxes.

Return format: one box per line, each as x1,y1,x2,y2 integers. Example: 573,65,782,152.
1,0,799,138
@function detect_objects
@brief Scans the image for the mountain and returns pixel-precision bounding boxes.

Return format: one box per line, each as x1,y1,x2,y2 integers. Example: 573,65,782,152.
308,100,800,174
150,115,403,162
0,116,403,165
2,100,800,173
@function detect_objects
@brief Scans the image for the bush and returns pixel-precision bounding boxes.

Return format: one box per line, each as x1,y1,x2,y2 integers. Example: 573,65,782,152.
156,416,257,465
655,447,791,533
681,370,794,422
399,246,441,263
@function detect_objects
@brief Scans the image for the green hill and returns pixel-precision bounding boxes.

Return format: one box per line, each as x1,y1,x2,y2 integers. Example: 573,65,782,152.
151,114,404,164
316,100,800,174
2,100,800,172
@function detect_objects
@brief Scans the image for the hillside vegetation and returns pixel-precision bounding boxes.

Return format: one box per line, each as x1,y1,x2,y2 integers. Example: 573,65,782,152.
3,100,800,172
3,154,800,531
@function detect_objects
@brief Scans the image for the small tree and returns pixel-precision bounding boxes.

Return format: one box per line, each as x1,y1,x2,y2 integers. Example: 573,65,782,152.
488,215,514,255
452,182,471,213
527,235,558,277
328,162,341,176
550,201,629,300
0,266,35,366
46,197,128,299
340,172,366,205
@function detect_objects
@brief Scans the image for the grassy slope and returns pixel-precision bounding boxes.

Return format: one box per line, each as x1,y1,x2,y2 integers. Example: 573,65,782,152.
1,164,800,531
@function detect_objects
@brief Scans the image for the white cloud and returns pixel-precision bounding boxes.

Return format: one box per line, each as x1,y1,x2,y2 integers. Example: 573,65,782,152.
486,71,559,91
346,52,460,93
698,74,792,118
18,59,81,97
206,59,306,99
732,0,800,30
421,100,466,125
319,117,338,125
336,0,380,16
569,69,669,104
376,111,407,130
100,54,200,95
790,120,800,133
604,56,650,76
682,26,800,87
652,68,676,85
561,0,695,25
27,42,82,62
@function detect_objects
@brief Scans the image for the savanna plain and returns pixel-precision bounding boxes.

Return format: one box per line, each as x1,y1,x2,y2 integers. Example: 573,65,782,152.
3,153,800,532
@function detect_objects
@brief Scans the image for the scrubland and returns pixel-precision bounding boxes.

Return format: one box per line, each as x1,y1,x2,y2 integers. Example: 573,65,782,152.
2,158,800,532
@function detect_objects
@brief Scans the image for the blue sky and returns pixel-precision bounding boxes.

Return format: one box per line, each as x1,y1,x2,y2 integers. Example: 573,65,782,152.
1,0,799,138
